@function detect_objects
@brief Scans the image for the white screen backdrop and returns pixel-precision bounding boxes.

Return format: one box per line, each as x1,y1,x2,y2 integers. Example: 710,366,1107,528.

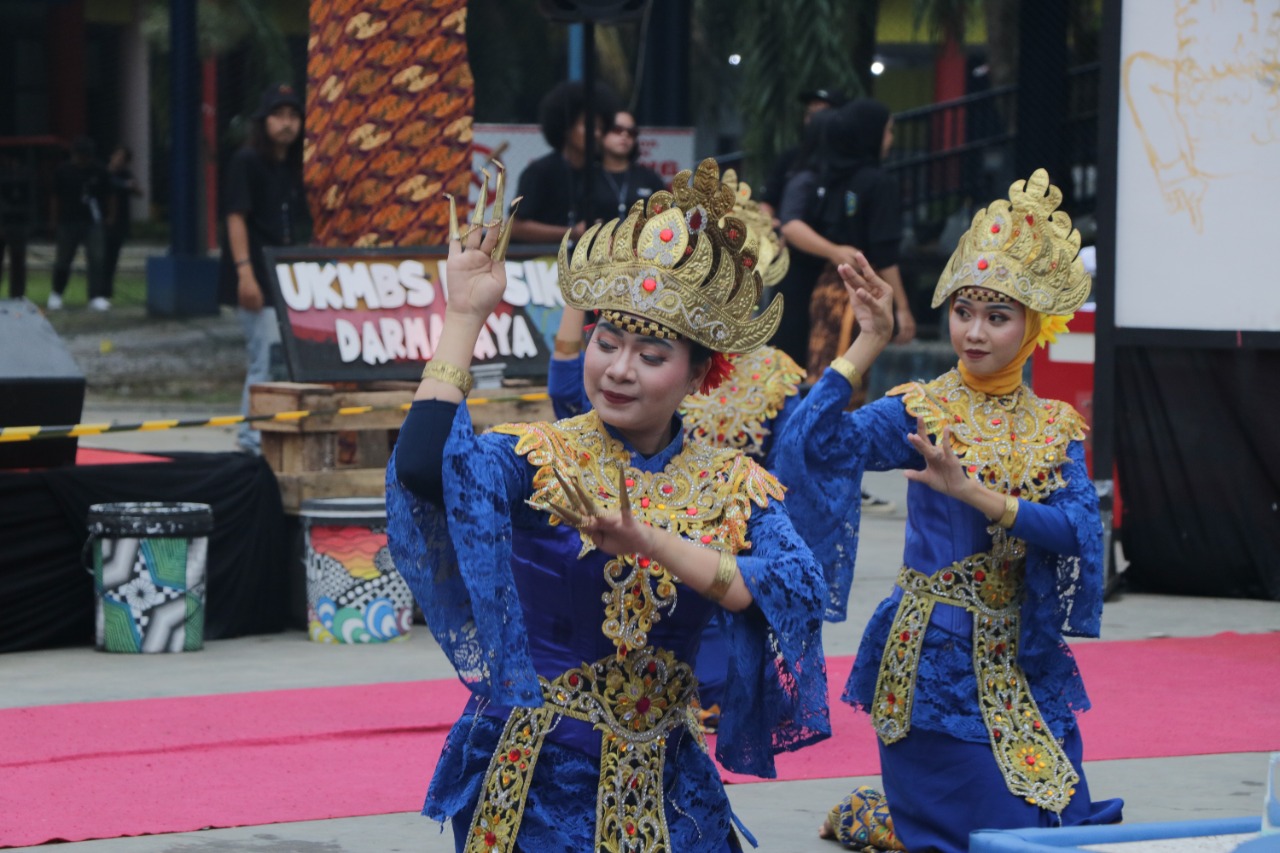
1114,0,1280,331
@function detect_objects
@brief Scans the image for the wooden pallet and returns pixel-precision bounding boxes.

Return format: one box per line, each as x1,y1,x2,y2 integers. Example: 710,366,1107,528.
249,380,553,513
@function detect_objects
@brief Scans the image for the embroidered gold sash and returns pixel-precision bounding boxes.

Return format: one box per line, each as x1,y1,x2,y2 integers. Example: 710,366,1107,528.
464,649,699,852
870,533,1079,813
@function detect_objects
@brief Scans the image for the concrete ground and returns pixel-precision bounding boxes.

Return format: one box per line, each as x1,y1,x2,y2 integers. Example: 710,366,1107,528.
3,304,1277,851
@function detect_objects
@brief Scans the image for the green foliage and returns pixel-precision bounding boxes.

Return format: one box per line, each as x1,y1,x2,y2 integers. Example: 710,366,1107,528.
143,0,296,151
725,0,876,184
910,0,977,39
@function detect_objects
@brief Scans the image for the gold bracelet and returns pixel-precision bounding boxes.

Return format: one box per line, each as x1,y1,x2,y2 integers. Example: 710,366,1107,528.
998,495,1019,529
553,336,582,356
706,551,738,603
420,360,474,396
830,356,860,388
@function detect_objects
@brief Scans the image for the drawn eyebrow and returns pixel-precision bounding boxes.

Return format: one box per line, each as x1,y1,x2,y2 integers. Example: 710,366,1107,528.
596,320,674,349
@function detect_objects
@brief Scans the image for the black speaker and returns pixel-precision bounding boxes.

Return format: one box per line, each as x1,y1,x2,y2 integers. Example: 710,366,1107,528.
0,299,86,469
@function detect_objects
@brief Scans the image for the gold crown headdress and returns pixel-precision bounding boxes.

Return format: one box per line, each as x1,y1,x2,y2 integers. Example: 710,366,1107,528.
722,169,790,287
932,169,1090,317
558,158,783,353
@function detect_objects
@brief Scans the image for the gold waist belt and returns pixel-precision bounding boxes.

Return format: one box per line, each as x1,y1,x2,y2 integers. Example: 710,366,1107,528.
465,648,698,852
870,545,1079,813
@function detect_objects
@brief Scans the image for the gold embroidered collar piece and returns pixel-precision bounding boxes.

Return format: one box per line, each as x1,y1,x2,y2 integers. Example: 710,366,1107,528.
494,411,783,657
889,370,1086,502
680,347,804,459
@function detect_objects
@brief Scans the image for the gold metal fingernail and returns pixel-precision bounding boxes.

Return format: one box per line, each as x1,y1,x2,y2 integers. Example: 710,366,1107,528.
472,170,490,227
445,194,460,242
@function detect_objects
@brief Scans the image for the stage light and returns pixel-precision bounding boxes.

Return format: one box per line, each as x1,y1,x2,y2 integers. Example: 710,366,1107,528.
871,60,885,76
728,54,741,66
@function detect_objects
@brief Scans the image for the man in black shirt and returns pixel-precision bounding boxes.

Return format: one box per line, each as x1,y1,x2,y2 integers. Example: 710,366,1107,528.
511,81,620,246
219,82,309,454
48,137,113,310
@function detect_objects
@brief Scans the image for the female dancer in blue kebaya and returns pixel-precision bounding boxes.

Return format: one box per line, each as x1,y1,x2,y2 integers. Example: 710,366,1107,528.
775,170,1124,851
387,160,852,852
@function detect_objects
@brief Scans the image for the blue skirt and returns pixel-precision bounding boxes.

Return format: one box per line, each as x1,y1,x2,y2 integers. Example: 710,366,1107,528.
878,725,1123,852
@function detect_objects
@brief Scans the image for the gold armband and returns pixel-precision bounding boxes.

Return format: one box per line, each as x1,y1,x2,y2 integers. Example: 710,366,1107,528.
553,336,582,356
830,356,860,388
706,551,738,603
420,360,474,396
998,495,1019,529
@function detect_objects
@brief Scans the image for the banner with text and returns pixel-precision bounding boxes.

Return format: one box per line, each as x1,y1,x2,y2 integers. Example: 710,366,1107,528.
262,246,564,383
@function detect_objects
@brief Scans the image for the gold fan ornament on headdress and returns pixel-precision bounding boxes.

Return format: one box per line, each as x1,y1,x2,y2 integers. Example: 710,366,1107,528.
721,168,790,287
932,169,1091,317
557,158,783,354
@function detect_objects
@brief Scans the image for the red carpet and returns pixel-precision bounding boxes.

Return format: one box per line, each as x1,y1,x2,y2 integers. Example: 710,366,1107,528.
75,448,171,465
720,630,1280,783
2,632,1277,847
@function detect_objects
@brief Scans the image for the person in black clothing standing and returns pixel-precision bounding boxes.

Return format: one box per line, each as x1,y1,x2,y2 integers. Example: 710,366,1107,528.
758,87,847,220
511,80,620,245
778,98,916,514
591,109,667,220
48,137,113,311
219,82,310,454
0,153,33,299
103,145,143,303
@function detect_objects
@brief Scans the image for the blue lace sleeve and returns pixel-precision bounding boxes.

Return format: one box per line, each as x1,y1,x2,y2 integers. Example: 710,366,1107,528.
1014,439,1105,722
1022,439,1104,640
546,353,590,419
716,498,831,777
386,404,543,707
771,368,918,620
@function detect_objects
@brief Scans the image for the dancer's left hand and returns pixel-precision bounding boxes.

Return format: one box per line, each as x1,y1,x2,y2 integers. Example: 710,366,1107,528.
903,418,970,498
539,467,653,557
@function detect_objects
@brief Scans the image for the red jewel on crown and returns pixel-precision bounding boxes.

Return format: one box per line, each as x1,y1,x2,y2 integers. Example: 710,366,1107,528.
659,228,674,243
642,277,657,292
977,258,989,271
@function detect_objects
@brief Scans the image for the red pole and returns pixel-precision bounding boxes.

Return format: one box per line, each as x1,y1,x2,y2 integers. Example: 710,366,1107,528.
202,58,218,252
49,0,87,140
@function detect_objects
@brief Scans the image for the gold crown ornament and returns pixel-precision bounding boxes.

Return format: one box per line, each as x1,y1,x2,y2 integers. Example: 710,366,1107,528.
722,168,790,287
932,169,1091,317
558,158,783,353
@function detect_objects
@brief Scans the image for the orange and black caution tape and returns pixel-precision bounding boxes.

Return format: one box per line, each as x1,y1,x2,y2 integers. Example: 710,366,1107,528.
0,392,550,443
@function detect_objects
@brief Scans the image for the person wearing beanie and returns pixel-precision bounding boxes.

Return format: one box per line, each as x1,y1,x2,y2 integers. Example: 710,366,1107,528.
218,82,310,455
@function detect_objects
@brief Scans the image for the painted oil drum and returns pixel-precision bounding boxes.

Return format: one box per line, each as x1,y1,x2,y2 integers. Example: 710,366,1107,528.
86,502,213,653
300,497,412,644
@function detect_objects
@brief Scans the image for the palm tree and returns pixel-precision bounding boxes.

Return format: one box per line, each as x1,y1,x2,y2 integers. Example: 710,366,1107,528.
697,0,878,184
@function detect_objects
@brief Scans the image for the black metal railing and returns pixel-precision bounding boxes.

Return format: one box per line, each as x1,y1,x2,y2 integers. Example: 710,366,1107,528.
884,64,1100,336
886,63,1100,251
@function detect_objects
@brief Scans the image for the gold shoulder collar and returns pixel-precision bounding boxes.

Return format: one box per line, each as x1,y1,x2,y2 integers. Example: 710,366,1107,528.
494,411,783,656
680,346,804,458
893,370,1087,501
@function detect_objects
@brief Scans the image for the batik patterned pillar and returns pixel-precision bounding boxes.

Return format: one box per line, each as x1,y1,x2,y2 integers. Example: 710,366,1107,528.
305,0,473,247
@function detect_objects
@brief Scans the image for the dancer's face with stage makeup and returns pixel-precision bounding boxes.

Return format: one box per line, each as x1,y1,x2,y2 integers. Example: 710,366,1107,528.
949,293,1027,375
584,320,709,456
